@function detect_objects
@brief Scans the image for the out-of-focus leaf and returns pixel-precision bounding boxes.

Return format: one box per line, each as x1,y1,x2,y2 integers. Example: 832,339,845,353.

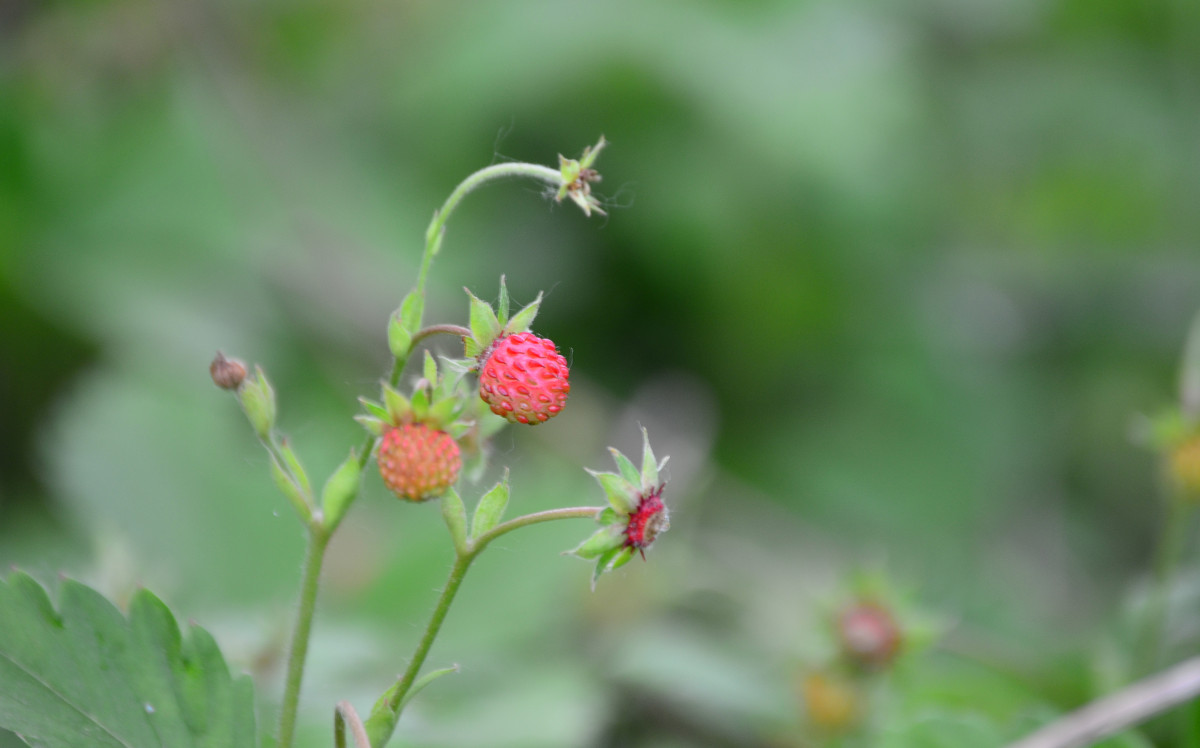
0,572,256,747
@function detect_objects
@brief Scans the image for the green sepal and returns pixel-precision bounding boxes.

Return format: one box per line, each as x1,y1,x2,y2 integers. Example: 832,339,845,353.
609,447,640,488
382,384,411,423
609,545,636,570
321,450,361,532
471,471,510,540
398,289,425,336
597,507,620,525
422,350,438,386
568,524,625,560
278,439,313,498
441,488,469,555
579,135,606,170
466,288,501,350
359,397,391,422
353,415,385,437
591,545,635,589
410,386,430,421
387,310,412,360
497,276,511,328
640,427,663,489
270,454,312,523
505,292,543,335
239,366,276,439
446,422,471,440
464,337,482,358
587,469,637,514
427,396,459,427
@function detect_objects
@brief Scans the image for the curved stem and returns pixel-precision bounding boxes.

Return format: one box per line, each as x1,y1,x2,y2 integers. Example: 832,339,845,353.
412,324,473,347
471,506,604,554
277,526,331,748
416,162,563,300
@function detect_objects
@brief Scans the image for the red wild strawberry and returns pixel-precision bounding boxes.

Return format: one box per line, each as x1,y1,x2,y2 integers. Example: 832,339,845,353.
377,423,462,502
478,332,569,425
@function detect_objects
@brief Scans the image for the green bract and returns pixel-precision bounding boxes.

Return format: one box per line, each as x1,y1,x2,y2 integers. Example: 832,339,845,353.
462,278,543,360
567,428,670,588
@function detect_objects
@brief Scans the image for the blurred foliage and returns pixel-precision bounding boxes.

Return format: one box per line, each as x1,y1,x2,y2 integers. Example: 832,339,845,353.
2,0,1200,745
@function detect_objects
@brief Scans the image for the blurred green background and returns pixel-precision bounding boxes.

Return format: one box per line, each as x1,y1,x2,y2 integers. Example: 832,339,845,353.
3,0,1200,745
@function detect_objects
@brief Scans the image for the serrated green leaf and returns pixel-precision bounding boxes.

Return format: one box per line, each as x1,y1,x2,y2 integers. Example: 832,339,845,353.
609,447,640,488
466,289,501,349
587,469,637,513
422,351,438,387
505,292,543,334
471,471,510,540
441,489,469,555
0,572,257,748
497,277,511,328
398,290,425,336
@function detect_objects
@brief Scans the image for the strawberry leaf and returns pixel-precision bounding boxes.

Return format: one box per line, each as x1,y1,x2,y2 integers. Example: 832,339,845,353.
0,571,256,748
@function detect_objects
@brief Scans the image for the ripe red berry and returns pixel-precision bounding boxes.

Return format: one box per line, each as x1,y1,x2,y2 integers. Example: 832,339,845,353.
377,423,462,502
478,332,569,425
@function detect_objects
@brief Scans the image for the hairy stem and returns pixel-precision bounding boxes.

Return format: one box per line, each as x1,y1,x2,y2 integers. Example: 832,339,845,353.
416,162,563,300
277,526,331,748
365,505,603,747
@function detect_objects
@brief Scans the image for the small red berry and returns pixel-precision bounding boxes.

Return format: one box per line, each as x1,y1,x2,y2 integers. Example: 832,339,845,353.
377,424,462,502
837,601,902,670
478,332,569,425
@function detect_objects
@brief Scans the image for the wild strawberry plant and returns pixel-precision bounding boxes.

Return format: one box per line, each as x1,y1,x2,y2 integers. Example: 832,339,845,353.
0,138,671,748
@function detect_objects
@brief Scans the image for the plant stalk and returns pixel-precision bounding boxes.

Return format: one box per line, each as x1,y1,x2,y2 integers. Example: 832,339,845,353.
277,524,332,748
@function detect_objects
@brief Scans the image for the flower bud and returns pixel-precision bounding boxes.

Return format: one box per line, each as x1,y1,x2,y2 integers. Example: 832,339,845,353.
239,366,276,440
210,352,247,390
837,601,902,670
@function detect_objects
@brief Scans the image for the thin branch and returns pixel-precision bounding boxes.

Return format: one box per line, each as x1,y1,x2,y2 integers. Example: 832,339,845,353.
334,701,371,748
1006,656,1200,748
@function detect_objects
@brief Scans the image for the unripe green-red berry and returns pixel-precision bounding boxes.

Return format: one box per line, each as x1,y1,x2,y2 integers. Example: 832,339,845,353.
478,332,569,425
837,601,902,670
377,423,461,502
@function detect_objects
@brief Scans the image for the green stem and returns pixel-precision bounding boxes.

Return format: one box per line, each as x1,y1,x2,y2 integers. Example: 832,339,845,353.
277,525,331,748
1142,496,1193,676
365,505,603,747
416,162,563,301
